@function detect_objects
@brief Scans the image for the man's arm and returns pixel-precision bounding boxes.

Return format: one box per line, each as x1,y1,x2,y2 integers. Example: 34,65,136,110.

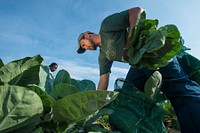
97,73,110,90
123,7,144,60
127,7,144,47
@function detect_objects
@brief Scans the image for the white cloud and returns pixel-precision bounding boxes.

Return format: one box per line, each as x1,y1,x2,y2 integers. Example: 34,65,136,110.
44,56,99,80
112,66,129,75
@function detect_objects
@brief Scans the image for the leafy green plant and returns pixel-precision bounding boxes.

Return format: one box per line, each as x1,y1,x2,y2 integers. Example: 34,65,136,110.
106,78,167,133
0,55,118,132
53,90,118,124
161,100,180,130
0,53,183,132
0,55,43,86
127,11,181,70
54,69,71,86
0,85,43,133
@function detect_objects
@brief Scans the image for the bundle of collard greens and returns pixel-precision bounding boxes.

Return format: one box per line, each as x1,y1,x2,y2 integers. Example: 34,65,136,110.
127,11,182,70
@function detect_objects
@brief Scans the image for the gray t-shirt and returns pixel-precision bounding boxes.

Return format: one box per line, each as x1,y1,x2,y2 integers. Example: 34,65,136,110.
99,10,130,75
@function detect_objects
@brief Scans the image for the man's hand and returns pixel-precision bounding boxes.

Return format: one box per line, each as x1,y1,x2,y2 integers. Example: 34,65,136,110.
122,48,129,62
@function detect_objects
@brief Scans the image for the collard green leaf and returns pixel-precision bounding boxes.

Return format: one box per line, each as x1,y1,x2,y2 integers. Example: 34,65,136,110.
84,124,113,133
157,25,181,61
128,17,181,70
53,90,118,124
145,29,166,53
161,100,180,130
70,78,79,89
50,83,79,100
0,58,4,69
38,63,55,94
84,108,114,126
109,107,139,133
0,55,43,86
144,71,162,99
78,79,96,91
0,85,43,133
135,56,160,70
107,89,166,133
27,84,55,107
7,122,39,133
176,37,190,58
109,79,167,133
130,11,146,47
54,69,71,86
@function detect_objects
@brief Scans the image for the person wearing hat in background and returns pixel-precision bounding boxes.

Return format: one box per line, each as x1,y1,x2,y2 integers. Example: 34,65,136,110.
76,6,200,132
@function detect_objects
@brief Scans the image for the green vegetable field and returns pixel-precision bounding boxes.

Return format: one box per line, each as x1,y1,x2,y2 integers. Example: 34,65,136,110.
4,11,200,133
0,55,180,133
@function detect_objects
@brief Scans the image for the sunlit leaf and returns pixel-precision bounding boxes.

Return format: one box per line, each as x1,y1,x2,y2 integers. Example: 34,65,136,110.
53,90,118,124
0,85,43,133
0,55,43,86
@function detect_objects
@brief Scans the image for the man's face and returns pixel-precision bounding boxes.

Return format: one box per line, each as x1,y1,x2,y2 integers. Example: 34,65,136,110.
79,38,97,51
50,65,58,72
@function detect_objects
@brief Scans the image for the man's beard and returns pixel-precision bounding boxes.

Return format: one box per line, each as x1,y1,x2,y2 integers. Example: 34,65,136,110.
91,41,97,50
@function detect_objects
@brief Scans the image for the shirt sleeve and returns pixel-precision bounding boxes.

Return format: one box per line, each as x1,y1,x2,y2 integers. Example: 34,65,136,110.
100,10,129,32
98,52,113,75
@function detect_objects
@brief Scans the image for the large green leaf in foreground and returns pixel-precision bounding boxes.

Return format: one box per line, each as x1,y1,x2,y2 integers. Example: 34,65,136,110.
27,84,56,107
0,55,43,86
0,85,43,133
53,90,118,124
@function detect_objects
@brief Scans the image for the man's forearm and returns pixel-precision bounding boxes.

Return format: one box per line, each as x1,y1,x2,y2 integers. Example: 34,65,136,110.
125,7,144,49
97,73,110,90
97,81,108,90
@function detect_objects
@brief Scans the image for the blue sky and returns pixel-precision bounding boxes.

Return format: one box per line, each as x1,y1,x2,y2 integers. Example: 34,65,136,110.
0,0,200,90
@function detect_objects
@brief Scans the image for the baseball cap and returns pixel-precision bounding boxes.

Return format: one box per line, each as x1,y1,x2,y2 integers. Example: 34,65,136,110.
77,31,91,54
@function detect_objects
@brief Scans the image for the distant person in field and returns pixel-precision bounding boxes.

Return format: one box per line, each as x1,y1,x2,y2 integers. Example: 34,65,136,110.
76,6,200,132
49,62,58,81
49,62,58,73
39,62,58,94
48,62,58,93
